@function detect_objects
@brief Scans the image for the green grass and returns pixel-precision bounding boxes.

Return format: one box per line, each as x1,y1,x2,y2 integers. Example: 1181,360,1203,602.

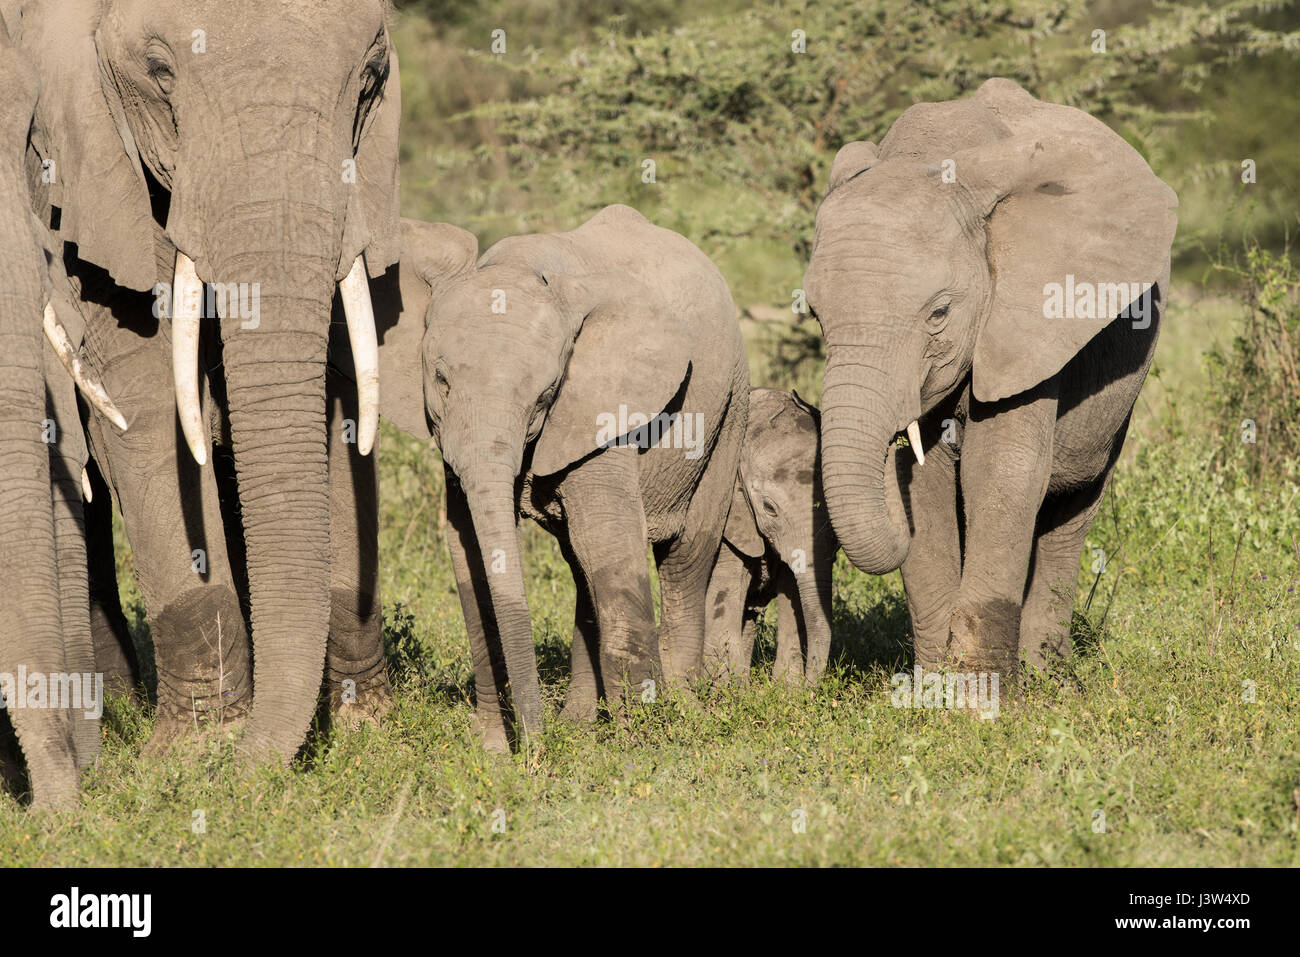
3,350,1299,863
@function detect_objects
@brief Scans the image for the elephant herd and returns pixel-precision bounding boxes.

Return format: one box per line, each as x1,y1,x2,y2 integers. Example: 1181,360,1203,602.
0,2,1177,810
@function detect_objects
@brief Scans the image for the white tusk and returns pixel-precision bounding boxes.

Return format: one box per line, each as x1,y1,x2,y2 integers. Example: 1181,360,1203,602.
339,254,380,457
43,302,128,432
171,251,207,466
81,468,92,502
907,420,925,467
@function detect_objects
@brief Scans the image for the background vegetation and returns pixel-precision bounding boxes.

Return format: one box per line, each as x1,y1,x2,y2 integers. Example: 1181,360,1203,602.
2,0,1299,865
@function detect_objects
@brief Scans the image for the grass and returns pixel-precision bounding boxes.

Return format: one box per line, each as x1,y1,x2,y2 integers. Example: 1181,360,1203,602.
2,286,1299,865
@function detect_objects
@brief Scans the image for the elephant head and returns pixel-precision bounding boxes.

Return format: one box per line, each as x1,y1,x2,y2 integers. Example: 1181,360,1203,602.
14,0,402,761
393,219,697,735
723,389,836,683
803,78,1177,575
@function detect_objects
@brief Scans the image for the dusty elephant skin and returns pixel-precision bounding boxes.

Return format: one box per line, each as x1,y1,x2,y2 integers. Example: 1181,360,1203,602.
803,78,1178,683
0,18,107,809
8,0,402,763
704,388,837,686
373,207,750,748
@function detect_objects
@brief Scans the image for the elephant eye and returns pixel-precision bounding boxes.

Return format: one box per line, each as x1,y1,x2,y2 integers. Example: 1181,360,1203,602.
762,499,778,517
147,57,175,94
926,301,951,330
434,369,450,400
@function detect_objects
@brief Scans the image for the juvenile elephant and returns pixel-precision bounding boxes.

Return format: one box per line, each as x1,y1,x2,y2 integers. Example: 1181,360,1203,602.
803,78,1178,680
373,207,749,747
7,0,402,761
704,389,836,686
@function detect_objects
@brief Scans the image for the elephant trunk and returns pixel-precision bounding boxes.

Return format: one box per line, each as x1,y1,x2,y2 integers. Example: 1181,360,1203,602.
796,519,836,685
206,200,338,763
819,327,916,575
442,414,543,737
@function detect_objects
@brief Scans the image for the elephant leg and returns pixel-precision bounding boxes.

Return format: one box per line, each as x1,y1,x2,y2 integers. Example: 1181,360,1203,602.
81,312,251,751
444,475,511,753
658,404,745,686
83,457,140,695
557,449,659,711
899,441,961,670
703,543,752,682
1020,470,1112,669
324,366,391,725
45,374,99,771
772,567,804,686
557,534,601,724
949,383,1057,682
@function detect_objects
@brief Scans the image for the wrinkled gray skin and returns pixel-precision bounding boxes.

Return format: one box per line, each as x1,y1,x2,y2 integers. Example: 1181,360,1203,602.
804,78,1178,680
375,207,749,747
0,22,99,808
704,389,836,686
6,0,401,761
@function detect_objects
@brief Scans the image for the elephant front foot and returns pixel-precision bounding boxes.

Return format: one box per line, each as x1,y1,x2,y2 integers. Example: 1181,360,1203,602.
946,600,1021,691
146,586,253,755
559,685,599,725
325,665,394,731
471,710,512,755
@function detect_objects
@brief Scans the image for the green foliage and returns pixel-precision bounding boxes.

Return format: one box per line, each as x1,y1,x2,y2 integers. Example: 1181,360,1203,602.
1206,243,1300,480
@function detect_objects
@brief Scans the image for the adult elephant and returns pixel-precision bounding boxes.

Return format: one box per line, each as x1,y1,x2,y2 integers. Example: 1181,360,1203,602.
1,18,127,806
6,0,401,762
804,78,1177,679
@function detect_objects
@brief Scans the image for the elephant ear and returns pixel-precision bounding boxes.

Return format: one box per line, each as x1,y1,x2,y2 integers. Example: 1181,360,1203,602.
826,141,878,194
23,3,157,292
960,101,1178,403
339,218,478,442
529,277,697,478
343,37,403,278
723,477,764,558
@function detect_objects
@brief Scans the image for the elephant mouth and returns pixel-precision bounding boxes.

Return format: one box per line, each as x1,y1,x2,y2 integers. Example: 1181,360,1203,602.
168,249,381,467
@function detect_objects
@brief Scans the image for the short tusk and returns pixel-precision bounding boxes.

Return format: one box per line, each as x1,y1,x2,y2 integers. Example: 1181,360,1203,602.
907,419,925,467
339,254,380,456
81,468,92,502
171,251,207,466
43,302,128,432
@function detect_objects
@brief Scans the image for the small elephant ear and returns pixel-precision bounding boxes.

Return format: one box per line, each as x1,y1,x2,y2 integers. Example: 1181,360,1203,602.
723,478,764,558
342,38,403,278
826,141,878,194
353,218,478,442
25,12,158,292
962,120,1178,403
529,277,697,478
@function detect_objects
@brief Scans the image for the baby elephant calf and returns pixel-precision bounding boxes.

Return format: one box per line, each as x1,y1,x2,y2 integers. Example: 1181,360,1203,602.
704,389,837,686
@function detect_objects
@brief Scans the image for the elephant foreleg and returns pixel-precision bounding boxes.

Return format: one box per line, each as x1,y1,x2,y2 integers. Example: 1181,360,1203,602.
949,382,1057,683
772,567,805,686
702,543,752,682
1021,464,1115,669
324,367,391,726
557,448,659,712
81,308,251,751
899,438,962,669
83,457,140,695
557,534,601,724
